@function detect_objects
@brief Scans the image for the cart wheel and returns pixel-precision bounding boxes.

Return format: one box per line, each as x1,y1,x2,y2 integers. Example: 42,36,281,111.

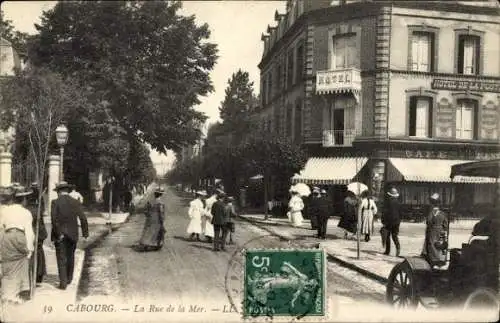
386,261,418,309
463,288,499,311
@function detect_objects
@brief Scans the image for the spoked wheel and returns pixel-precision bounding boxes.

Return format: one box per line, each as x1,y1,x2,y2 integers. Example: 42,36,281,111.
386,261,418,309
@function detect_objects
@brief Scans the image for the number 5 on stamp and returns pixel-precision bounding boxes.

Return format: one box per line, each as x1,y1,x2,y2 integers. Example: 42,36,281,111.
243,249,327,320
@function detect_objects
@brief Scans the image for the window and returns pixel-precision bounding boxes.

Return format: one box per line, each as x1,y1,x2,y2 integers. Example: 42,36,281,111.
287,51,294,88
456,99,477,140
296,44,304,83
457,35,480,75
409,97,432,138
332,34,357,69
411,32,432,72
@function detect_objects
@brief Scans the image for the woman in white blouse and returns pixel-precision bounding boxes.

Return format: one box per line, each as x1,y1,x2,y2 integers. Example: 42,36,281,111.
358,190,378,242
288,190,304,227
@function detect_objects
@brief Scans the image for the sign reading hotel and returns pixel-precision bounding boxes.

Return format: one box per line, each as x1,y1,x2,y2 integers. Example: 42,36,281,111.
432,78,500,93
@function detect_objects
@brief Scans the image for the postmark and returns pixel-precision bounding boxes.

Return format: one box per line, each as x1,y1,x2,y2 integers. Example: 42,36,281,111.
242,248,327,320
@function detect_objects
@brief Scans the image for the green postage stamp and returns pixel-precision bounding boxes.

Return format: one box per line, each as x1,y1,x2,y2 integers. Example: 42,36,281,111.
243,248,327,320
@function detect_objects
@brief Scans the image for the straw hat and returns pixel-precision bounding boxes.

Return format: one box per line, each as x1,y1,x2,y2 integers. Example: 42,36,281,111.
387,187,399,198
320,189,327,194
14,186,33,198
54,181,74,192
312,186,320,193
195,190,207,196
0,185,15,197
430,193,440,201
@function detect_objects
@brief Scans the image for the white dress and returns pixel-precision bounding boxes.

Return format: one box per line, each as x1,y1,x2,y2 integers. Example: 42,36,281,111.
358,198,378,235
288,195,304,227
186,198,203,234
202,195,216,238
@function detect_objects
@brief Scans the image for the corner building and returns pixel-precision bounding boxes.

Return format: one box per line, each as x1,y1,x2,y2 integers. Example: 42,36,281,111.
258,0,500,219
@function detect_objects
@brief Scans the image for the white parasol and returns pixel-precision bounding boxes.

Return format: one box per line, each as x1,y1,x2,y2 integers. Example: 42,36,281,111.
347,182,368,196
291,183,311,197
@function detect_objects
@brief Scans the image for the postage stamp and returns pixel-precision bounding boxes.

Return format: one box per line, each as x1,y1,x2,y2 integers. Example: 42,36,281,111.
243,248,327,320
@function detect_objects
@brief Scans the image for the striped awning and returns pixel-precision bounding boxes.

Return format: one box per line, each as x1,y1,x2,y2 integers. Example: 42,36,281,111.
387,158,498,183
291,157,368,185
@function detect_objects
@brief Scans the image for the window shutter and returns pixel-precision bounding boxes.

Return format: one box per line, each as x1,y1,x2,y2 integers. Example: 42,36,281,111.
415,98,429,137
463,37,475,75
334,37,346,69
456,106,462,138
411,35,419,71
474,36,480,75
419,34,429,72
457,36,465,73
409,97,417,136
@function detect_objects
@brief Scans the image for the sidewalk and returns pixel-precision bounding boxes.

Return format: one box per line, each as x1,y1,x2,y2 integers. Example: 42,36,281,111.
239,214,475,284
2,212,131,322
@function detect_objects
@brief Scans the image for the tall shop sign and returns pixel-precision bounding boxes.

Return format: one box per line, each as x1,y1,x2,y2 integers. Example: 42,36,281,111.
431,79,500,93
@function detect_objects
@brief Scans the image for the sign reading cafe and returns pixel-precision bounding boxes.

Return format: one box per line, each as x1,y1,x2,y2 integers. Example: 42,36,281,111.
431,78,500,93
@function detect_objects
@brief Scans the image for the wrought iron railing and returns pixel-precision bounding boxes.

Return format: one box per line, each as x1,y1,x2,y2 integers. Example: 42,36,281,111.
322,129,359,147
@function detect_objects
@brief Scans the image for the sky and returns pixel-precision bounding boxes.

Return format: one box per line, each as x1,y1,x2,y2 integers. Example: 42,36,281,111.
1,0,286,175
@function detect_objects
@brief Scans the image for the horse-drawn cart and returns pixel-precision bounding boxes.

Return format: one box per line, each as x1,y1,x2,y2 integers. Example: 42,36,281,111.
386,159,500,310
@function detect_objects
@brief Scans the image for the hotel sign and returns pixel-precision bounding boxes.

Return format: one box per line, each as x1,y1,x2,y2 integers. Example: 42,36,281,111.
316,68,362,94
405,149,500,160
431,78,500,93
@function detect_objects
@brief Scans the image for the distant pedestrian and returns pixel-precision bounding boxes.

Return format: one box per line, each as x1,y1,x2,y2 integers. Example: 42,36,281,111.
307,187,321,231
382,187,401,256
358,191,377,242
203,189,216,243
27,183,48,284
339,192,357,239
211,190,228,251
186,190,206,241
135,188,166,252
288,190,304,227
225,196,237,245
0,185,35,304
51,181,89,289
317,189,332,240
69,187,84,204
421,193,448,267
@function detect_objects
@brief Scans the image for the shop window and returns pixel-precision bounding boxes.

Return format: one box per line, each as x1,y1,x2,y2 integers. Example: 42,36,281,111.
455,99,477,140
409,96,433,138
296,44,304,83
457,35,480,75
332,33,357,69
410,32,433,72
287,50,294,88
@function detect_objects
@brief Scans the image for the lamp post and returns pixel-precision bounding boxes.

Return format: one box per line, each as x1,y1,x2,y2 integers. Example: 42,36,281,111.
55,125,69,182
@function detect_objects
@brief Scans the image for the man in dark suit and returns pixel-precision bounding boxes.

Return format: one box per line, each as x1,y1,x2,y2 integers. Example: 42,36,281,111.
308,187,322,237
211,190,228,252
317,189,332,240
51,181,89,289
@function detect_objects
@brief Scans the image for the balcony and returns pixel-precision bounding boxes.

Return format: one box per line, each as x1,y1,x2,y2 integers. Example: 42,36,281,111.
322,129,359,147
316,68,361,95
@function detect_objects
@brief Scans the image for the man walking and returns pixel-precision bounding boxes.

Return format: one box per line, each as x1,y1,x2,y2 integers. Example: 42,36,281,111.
211,190,228,251
51,181,89,289
307,187,322,237
382,187,401,256
317,189,332,239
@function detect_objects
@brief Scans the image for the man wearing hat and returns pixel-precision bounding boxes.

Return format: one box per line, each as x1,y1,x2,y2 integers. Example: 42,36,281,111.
0,185,35,303
421,193,448,267
210,189,229,251
307,187,321,231
382,187,402,256
51,181,89,289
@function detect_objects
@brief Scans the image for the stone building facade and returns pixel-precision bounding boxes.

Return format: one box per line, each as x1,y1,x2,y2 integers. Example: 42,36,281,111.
258,0,500,218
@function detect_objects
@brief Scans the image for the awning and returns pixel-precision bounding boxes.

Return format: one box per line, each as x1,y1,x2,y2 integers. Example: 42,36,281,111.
450,159,500,179
387,158,497,183
291,157,368,185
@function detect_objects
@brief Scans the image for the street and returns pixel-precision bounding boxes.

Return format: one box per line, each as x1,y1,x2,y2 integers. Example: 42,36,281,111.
77,187,385,319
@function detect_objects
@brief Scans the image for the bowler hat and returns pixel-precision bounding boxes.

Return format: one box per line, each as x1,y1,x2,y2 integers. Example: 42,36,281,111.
387,187,399,198
54,181,74,191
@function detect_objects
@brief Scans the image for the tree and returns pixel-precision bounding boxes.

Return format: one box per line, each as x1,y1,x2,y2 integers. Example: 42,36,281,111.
28,1,218,153
237,133,307,217
0,65,88,298
0,9,30,52
218,69,259,142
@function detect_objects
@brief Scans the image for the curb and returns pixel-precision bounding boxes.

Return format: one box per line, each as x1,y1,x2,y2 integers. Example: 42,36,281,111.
239,215,388,285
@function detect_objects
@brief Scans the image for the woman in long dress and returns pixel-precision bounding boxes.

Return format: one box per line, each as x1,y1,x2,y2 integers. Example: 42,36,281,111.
421,193,448,267
339,192,358,239
202,191,216,242
187,191,206,241
0,186,35,305
27,183,47,284
288,191,304,227
134,188,166,252
358,190,377,242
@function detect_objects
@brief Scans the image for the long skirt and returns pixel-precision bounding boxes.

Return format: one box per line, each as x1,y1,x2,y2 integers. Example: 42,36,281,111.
361,213,374,235
186,215,202,235
338,213,357,234
0,230,31,302
290,211,303,227
201,216,214,238
30,242,46,283
139,214,164,247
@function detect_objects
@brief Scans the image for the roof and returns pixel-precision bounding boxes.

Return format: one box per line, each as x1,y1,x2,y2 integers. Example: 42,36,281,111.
291,157,368,185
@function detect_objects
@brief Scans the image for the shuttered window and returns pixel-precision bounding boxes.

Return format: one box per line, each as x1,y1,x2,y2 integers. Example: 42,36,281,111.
456,100,476,140
458,35,480,75
411,32,432,72
332,34,357,69
409,97,432,138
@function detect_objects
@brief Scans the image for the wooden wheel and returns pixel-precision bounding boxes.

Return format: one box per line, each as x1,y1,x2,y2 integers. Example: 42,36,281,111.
386,261,419,309
463,288,499,311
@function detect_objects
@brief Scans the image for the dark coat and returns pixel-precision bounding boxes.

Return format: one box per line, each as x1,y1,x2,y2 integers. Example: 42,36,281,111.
382,197,401,228
422,207,448,266
28,202,48,242
318,196,332,218
307,197,322,219
338,196,357,233
51,194,89,242
211,200,228,225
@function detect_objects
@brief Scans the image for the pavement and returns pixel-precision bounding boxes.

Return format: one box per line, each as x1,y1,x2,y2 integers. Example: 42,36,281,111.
1,211,132,322
238,214,476,284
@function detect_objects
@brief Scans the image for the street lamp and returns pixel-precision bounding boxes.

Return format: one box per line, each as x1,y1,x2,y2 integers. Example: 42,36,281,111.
55,125,69,182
